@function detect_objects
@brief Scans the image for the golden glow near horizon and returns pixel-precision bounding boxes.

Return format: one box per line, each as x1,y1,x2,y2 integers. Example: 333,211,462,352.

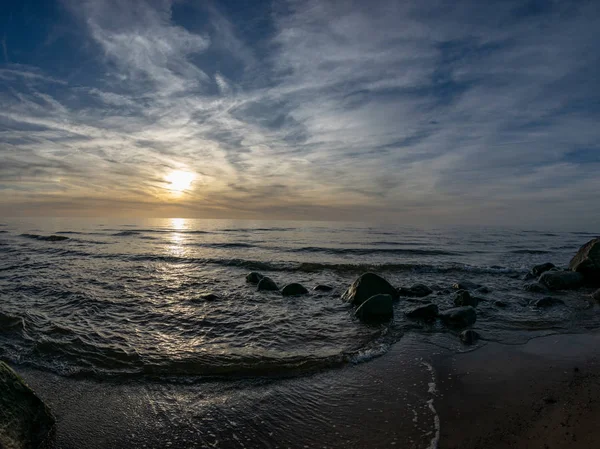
165,170,195,193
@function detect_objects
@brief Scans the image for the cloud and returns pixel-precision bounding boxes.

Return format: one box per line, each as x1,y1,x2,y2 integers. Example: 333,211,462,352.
0,0,599,227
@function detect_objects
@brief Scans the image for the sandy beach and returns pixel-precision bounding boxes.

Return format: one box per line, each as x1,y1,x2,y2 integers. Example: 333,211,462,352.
12,332,600,449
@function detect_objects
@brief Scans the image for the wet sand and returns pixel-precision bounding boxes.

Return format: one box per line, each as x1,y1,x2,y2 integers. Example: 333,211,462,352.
14,333,600,449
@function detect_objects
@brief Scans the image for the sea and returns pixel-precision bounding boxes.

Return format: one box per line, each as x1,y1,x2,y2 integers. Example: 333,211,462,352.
1,217,597,382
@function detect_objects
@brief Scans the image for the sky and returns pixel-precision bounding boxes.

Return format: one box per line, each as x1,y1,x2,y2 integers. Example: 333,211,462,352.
1,0,599,227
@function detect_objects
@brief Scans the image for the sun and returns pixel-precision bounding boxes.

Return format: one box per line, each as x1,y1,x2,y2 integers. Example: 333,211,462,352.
165,170,195,192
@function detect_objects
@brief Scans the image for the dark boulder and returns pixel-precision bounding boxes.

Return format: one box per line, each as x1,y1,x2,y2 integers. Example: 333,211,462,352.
341,273,398,306
397,283,433,298
494,300,508,308
0,362,55,449
314,285,334,292
257,277,279,292
531,296,565,308
404,303,438,320
475,286,491,294
532,262,556,277
523,282,548,293
439,306,477,328
591,289,600,301
460,329,480,345
282,283,309,296
454,290,478,307
452,281,481,291
196,293,219,302
569,238,600,286
354,294,393,323
246,272,264,284
538,271,584,291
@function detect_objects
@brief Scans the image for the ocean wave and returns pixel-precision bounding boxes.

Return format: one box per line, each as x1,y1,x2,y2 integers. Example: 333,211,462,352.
510,249,552,254
291,247,461,256
112,231,141,236
20,233,70,242
188,242,258,249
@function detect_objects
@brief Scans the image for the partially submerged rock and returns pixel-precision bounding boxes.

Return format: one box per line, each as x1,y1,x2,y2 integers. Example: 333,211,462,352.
494,300,508,308
354,294,393,323
246,272,264,284
538,270,584,291
531,262,556,277
0,362,55,449
342,273,398,306
531,296,564,308
397,283,433,298
257,277,279,292
475,286,491,294
313,285,334,292
439,306,477,328
197,293,219,302
282,283,309,296
460,329,480,345
569,238,600,285
454,290,478,307
404,303,438,320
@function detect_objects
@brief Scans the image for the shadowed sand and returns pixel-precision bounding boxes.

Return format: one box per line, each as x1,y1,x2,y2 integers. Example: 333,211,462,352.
13,333,600,449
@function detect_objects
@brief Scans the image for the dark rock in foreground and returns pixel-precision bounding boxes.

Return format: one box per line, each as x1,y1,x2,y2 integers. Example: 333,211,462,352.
452,281,481,291
404,303,438,320
397,283,433,298
439,306,477,328
342,273,398,306
523,282,548,293
454,290,478,307
282,283,309,296
538,271,584,291
569,238,600,286
354,294,393,323
460,329,480,345
531,296,564,308
257,277,279,292
246,272,264,284
313,285,334,292
0,361,55,449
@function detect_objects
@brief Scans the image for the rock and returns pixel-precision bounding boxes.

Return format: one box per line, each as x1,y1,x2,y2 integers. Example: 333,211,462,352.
314,285,334,292
439,306,477,328
460,329,480,345
246,272,264,284
532,262,556,277
475,286,491,294
531,296,565,308
494,300,508,308
354,294,394,323
454,290,478,307
538,270,584,291
569,238,600,285
523,282,548,293
197,293,219,301
592,289,600,301
257,277,279,292
397,283,433,298
341,273,398,306
282,283,309,296
0,362,55,449
404,303,439,320
452,281,481,291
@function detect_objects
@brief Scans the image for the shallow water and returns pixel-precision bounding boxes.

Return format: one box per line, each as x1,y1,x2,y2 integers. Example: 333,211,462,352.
0,218,598,380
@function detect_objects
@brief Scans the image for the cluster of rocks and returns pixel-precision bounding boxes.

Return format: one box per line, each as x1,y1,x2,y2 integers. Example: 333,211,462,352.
245,271,332,297
522,238,600,301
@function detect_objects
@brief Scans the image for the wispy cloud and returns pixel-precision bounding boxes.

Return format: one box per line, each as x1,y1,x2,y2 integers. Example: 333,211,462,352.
0,0,599,227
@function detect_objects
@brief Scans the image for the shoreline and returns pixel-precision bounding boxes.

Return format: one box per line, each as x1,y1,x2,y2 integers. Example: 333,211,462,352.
12,332,600,449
